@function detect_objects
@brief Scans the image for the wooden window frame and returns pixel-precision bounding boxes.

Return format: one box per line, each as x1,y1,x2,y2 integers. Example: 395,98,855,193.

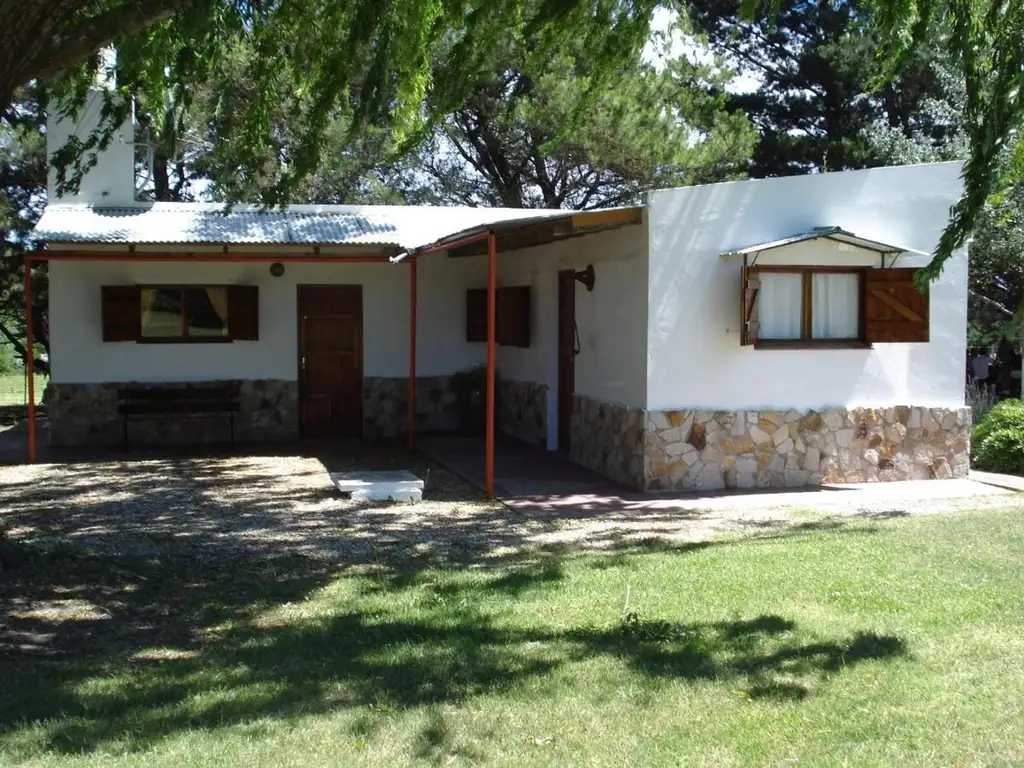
138,285,233,344
749,265,870,350
465,285,532,348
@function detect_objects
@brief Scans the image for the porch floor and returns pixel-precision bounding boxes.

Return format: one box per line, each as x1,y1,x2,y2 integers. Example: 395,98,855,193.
417,434,618,499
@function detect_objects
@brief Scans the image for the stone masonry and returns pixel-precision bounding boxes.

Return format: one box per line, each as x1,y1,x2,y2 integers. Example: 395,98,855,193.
556,396,970,491
363,376,461,438
644,406,971,491
569,394,646,488
47,380,299,447
498,379,547,448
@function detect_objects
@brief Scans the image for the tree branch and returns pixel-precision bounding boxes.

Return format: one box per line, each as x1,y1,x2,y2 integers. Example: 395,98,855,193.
970,288,1015,318
0,321,49,374
29,0,196,82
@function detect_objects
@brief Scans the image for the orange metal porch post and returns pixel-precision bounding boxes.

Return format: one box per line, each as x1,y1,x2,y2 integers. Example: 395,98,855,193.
408,257,417,450
25,254,36,463
485,232,497,498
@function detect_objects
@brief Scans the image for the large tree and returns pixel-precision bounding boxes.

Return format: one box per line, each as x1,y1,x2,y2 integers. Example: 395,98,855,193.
0,86,48,373
815,0,1024,280
3,0,1024,279
968,188,1024,347
7,0,660,206
379,22,755,209
688,0,963,177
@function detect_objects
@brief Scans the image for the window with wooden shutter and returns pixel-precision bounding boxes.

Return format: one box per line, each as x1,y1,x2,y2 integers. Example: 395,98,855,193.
103,284,259,343
228,285,259,340
865,268,929,343
466,288,487,342
101,285,140,342
466,286,531,346
497,286,531,347
739,265,760,346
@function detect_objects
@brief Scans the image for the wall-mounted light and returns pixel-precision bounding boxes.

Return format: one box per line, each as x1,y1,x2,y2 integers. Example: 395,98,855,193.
269,262,285,277
574,264,595,292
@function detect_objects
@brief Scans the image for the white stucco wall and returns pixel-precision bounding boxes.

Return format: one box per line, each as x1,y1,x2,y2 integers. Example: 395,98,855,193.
48,252,487,383
46,89,135,206
487,223,649,446
646,162,967,411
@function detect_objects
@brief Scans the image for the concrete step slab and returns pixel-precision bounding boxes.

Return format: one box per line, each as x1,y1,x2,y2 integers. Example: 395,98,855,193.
330,470,424,502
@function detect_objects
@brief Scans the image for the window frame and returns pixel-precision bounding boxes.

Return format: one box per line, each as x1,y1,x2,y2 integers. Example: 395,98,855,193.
749,265,869,350
137,284,233,344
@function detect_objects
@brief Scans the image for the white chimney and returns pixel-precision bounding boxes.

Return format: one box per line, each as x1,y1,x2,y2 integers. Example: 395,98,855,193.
46,49,135,205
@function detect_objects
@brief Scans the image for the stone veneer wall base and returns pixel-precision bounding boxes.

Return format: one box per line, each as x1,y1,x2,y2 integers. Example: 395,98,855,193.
547,395,971,492
644,406,971,491
47,380,299,447
363,376,462,438
569,394,645,489
498,379,548,448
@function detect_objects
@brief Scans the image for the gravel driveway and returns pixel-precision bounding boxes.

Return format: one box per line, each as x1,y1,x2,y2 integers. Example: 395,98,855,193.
1,449,1020,568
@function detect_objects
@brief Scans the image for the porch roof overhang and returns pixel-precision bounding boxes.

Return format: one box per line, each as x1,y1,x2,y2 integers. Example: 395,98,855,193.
719,226,930,261
397,206,644,261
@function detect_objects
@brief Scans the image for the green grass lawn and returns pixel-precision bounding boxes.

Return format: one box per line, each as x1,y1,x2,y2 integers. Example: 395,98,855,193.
1,508,1023,767
0,372,47,406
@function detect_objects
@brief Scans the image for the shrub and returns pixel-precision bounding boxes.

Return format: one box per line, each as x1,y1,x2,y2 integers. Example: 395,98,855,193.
966,380,999,424
0,344,15,376
971,399,1024,474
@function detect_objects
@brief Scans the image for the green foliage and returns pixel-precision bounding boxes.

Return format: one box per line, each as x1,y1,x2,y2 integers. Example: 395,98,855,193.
857,0,1024,282
688,0,962,177
0,86,48,367
35,0,662,207
966,183,1024,346
966,379,1000,425
971,399,1024,474
0,345,15,375
2,0,1024,285
386,15,755,208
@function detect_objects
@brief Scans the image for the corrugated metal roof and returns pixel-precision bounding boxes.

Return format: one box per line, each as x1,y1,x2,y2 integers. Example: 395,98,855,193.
720,226,930,259
32,203,578,250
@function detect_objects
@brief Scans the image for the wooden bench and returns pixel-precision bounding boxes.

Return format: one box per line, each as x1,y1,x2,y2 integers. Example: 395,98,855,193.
118,385,241,448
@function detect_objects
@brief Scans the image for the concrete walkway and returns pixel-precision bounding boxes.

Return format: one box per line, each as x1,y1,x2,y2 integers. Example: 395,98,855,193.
420,434,1024,515
969,470,1024,492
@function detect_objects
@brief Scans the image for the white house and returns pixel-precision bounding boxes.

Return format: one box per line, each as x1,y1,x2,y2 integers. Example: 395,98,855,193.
31,89,970,490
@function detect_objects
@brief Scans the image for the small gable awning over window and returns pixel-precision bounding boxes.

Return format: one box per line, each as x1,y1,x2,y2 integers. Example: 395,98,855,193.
720,226,930,260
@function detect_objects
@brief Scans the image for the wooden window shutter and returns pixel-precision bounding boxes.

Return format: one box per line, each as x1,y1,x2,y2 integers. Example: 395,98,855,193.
101,285,140,342
865,268,929,343
739,265,760,346
497,286,531,347
228,285,259,341
466,288,487,342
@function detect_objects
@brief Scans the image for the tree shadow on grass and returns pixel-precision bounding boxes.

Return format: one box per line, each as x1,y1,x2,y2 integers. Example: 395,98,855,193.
0,538,908,758
0,441,906,573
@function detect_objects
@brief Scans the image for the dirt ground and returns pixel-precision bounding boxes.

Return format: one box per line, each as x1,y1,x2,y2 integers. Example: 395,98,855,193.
2,447,1021,569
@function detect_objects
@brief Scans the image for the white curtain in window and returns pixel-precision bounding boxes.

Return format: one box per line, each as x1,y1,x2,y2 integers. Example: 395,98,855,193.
812,273,859,339
758,273,802,340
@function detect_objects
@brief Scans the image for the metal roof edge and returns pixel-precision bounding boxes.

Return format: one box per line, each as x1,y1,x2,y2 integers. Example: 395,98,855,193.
720,227,931,259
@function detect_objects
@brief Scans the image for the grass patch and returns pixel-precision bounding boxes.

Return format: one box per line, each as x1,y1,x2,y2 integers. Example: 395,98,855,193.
0,372,47,407
1,508,1023,766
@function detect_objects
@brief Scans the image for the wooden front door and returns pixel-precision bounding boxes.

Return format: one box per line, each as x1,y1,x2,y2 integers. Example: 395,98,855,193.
298,286,363,437
557,270,576,454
